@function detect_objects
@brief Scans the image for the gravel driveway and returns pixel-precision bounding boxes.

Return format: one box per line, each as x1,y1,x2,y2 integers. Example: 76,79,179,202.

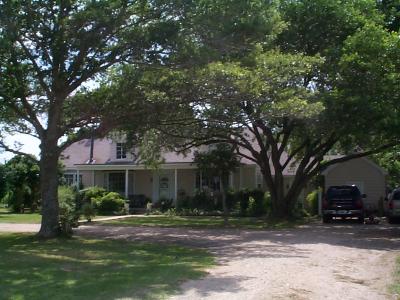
76,221,400,300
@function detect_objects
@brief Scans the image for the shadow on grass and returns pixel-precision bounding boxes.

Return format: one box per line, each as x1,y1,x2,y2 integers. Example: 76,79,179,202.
102,215,303,230
0,233,214,300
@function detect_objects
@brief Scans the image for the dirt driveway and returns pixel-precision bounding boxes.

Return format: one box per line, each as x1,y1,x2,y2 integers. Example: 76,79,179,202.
77,221,400,300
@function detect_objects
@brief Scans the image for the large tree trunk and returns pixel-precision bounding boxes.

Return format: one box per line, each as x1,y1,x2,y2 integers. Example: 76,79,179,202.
268,171,290,219
268,173,309,219
38,139,61,238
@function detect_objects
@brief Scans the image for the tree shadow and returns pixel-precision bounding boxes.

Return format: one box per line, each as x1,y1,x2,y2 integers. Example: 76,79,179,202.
77,220,400,263
0,234,212,300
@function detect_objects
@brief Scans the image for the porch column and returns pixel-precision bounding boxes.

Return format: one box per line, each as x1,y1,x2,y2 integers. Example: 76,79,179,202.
229,172,234,189
125,169,129,199
76,169,80,188
174,169,178,203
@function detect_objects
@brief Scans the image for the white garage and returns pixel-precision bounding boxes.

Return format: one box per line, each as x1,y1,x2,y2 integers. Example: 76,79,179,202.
323,157,387,211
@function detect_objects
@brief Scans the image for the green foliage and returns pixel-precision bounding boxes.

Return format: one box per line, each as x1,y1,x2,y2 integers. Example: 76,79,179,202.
373,147,400,188
173,0,284,63
2,155,40,212
390,255,400,295
338,23,400,143
0,0,182,237
377,0,400,31
177,189,270,217
234,189,269,217
158,197,174,212
58,186,80,236
0,164,6,201
142,0,400,220
194,144,240,179
278,0,382,57
79,186,107,206
306,189,320,216
94,192,125,215
178,191,221,212
0,233,214,300
81,203,96,222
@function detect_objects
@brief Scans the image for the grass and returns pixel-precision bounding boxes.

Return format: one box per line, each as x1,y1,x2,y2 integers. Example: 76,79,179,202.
0,233,214,300
0,208,117,224
101,214,307,229
0,208,41,224
391,256,400,295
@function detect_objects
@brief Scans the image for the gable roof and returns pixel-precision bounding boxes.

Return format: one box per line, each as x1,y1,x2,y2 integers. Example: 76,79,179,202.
321,156,387,176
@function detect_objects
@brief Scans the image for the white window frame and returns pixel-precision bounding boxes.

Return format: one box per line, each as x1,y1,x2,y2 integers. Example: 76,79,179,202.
64,172,82,186
116,143,127,159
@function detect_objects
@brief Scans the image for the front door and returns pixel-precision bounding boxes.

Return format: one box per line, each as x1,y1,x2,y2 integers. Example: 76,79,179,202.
159,175,170,200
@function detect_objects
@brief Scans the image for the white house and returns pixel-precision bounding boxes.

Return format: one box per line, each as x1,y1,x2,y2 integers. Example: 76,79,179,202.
61,138,387,210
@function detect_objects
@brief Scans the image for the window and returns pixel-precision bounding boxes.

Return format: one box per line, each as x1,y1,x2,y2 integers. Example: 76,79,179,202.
63,173,82,186
116,143,127,159
195,172,221,191
64,174,75,186
108,173,125,193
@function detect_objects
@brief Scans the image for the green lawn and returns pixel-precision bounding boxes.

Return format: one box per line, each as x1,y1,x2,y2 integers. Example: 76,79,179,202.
0,208,117,224
101,215,305,229
391,256,400,295
0,208,41,224
0,233,214,300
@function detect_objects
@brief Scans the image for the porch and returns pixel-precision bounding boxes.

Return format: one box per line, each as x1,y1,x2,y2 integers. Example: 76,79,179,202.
64,163,262,204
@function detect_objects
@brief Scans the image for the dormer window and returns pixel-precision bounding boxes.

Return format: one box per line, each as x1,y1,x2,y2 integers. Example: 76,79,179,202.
116,143,127,159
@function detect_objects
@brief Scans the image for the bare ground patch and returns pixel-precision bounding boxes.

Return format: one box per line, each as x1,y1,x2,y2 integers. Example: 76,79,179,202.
76,221,400,300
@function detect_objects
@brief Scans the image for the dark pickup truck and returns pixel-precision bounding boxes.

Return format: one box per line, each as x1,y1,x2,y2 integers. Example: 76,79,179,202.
322,185,366,223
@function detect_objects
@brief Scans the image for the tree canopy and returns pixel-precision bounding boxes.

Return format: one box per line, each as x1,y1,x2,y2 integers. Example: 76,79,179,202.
1,155,40,212
124,0,400,218
1,0,399,226
0,0,180,237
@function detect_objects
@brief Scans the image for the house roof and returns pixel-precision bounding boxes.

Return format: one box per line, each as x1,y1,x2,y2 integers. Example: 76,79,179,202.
321,156,388,176
61,137,384,177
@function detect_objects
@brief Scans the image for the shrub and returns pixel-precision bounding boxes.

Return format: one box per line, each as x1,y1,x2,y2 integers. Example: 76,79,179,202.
94,192,125,215
177,189,228,212
245,191,269,217
192,191,221,211
81,203,96,222
226,189,238,210
78,186,107,208
176,195,191,210
159,197,173,212
237,189,251,215
305,189,319,216
165,208,177,216
58,186,80,235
